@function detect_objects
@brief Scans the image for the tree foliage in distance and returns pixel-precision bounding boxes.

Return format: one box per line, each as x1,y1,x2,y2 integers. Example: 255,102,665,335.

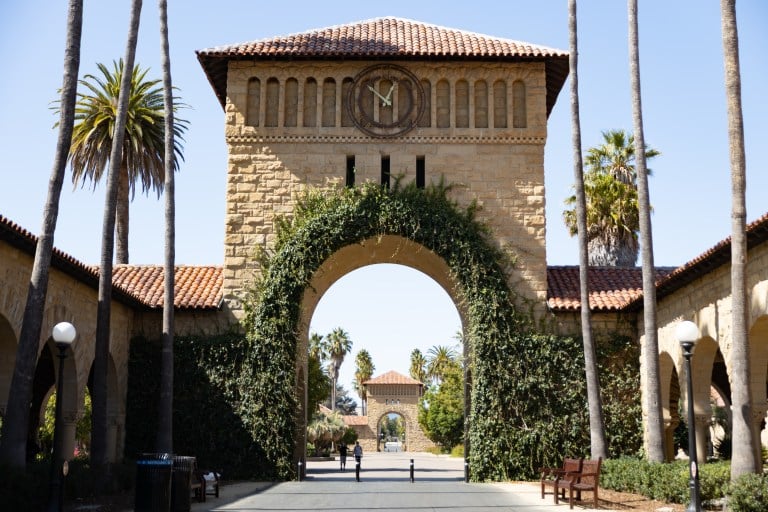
409,349,428,383
307,350,330,421
563,129,659,267
333,384,358,415
353,349,374,414
419,362,464,450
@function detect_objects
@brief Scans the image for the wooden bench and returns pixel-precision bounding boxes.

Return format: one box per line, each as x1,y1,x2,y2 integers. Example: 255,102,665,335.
196,469,220,500
562,457,602,509
190,469,205,503
540,457,582,502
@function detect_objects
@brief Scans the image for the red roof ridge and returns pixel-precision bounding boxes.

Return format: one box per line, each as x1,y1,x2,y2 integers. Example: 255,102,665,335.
364,370,423,386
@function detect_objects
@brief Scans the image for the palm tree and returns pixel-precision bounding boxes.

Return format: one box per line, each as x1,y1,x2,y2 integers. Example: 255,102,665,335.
91,0,143,482
426,345,459,384
720,0,758,478
309,332,324,361
409,349,428,384
156,0,177,455
353,349,374,415
323,328,352,411
69,60,187,264
0,0,84,470
568,0,607,460
628,0,665,463
564,129,659,266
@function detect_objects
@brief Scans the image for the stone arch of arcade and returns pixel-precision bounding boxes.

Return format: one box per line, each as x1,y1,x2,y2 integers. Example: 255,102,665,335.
0,253,131,464
297,235,467,462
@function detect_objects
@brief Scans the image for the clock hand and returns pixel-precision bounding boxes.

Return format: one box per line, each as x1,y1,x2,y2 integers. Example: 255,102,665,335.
367,84,392,107
383,83,396,103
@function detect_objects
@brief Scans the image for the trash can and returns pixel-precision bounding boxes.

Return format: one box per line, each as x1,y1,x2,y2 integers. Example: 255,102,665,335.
134,453,172,512
170,455,197,512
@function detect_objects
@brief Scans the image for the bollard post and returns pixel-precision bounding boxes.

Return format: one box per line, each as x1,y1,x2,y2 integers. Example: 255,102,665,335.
355,462,360,482
298,460,303,482
464,461,469,483
410,459,414,483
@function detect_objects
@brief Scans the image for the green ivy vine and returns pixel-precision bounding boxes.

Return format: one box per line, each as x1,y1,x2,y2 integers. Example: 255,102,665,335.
122,180,643,482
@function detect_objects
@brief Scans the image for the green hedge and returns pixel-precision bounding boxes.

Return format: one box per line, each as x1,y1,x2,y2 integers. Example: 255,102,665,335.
601,458,733,506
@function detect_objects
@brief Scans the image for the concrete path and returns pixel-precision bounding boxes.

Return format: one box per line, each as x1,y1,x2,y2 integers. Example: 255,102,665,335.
185,452,591,512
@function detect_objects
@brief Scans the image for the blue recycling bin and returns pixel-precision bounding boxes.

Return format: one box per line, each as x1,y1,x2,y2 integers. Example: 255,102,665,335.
134,453,172,512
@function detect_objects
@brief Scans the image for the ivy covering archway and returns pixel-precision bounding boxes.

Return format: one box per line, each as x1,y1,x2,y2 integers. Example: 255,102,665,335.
239,180,601,481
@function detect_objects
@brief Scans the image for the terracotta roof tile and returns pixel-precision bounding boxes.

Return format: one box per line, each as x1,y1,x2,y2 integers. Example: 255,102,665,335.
364,370,423,386
546,266,675,312
343,415,368,426
197,17,568,112
112,265,223,310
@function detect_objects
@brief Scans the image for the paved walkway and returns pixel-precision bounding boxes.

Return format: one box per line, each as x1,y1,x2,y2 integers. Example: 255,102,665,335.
177,452,595,512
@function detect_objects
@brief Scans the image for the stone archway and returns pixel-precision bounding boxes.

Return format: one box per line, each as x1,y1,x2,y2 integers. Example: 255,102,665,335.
297,235,465,463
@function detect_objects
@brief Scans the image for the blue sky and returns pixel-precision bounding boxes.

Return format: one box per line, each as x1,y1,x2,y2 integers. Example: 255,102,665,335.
1,1,766,405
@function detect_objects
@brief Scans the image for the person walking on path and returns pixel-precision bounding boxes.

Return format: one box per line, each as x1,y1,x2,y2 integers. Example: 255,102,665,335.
353,441,363,465
338,444,348,471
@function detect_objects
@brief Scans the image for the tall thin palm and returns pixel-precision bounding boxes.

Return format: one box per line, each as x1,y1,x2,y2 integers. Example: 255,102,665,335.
91,0,143,482
569,0,607,460
426,345,458,384
156,0,177,455
409,349,428,384
354,349,374,415
720,0,758,478
324,328,352,411
69,60,187,263
0,0,83,469
628,0,665,462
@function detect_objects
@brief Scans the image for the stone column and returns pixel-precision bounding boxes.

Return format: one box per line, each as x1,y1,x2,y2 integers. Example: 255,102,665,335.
61,411,79,461
750,407,767,467
664,417,679,462
694,414,710,463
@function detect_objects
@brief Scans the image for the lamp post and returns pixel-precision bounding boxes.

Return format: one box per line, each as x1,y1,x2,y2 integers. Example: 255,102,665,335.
675,320,701,512
47,321,76,512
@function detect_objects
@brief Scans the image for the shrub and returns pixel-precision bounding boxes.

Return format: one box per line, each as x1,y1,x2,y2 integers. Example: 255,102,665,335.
728,473,768,512
602,458,730,505
451,445,465,458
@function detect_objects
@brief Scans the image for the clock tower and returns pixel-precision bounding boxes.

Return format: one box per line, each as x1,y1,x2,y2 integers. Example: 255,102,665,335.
197,17,568,320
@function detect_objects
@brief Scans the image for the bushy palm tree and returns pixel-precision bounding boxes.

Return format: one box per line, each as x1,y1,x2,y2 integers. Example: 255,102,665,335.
323,328,352,411
563,129,659,267
69,59,187,263
410,349,428,383
353,349,374,415
426,345,459,384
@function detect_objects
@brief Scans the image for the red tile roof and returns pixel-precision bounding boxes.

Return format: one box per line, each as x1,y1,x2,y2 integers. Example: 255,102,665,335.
547,266,675,312
343,415,368,426
197,17,568,113
364,370,423,386
112,265,223,310
0,214,222,310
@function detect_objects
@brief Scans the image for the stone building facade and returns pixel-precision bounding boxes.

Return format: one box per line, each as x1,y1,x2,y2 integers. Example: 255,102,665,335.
1,17,766,471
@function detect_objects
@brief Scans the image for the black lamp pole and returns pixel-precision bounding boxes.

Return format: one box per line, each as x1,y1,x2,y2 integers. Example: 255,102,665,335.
681,340,701,512
47,322,75,512
47,341,70,512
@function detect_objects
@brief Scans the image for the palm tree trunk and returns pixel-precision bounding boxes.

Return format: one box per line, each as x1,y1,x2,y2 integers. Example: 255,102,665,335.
0,0,83,469
156,0,175,454
628,0,665,463
720,0,758,478
115,164,130,264
91,0,143,486
569,0,607,460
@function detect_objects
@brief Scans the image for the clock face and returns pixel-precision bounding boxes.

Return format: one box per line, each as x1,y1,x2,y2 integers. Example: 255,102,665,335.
347,64,426,138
